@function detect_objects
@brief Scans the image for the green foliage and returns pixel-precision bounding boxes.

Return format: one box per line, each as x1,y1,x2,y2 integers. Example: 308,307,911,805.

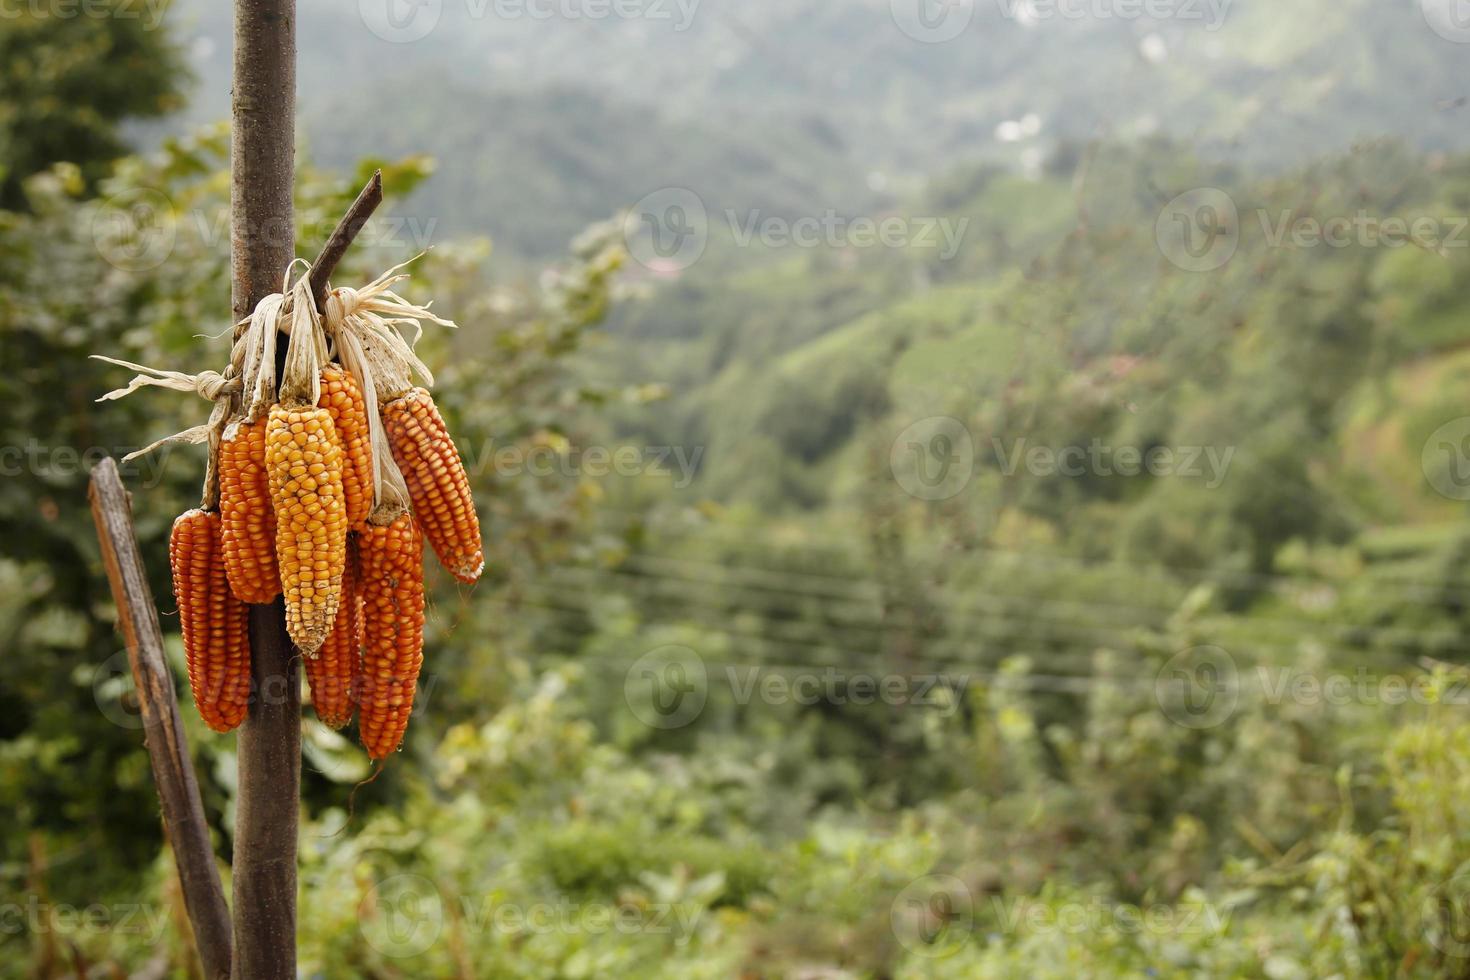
14,5,1470,978
0,3,186,207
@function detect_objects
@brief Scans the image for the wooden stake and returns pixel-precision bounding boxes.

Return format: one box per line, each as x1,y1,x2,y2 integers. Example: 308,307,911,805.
88,459,232,980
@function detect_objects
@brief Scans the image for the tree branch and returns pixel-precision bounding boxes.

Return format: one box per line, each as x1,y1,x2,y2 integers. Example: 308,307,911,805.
309,170,383,314
88,459,232,980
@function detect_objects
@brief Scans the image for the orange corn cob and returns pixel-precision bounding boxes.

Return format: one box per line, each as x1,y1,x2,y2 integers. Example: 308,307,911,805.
306,537,362,729
319,365,373,528
169,509,251,732
357,514,426,758
218,420,281,604
382,387,483,583
265,405,349,654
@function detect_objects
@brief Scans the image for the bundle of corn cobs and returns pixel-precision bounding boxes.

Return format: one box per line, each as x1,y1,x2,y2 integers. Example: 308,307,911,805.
97,262,481,758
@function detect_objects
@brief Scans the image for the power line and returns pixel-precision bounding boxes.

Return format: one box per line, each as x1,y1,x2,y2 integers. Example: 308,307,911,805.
591,505,1470,604
536,557,1465,655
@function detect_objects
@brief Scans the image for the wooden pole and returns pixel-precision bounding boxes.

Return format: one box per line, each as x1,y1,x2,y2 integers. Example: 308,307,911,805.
88,460,233,980
230,2,298,977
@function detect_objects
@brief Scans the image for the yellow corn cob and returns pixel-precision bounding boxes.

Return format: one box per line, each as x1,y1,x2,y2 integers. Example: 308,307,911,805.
265,405,349,654
169,509,251,732
218,420,281,604
382,387,483,583
357,513,425,758
305,537,361,729
319,365,373,528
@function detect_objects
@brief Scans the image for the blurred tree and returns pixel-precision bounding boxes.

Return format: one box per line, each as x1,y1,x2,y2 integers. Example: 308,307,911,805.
0,2,185,208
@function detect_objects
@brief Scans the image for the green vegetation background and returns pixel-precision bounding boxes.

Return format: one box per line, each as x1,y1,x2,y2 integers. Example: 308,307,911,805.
7,3,1470,977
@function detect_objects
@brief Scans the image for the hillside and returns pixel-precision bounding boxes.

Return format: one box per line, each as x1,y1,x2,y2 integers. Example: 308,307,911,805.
592,138,1470,571
149,0,1470,260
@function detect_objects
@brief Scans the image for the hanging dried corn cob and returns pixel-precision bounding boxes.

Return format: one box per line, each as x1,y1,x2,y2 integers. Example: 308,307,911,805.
218,419,280,604
325,263,483,584
319,364,374,528
305,537,362,729
357,510,425,758
382,388,482,583
267,278,350,654
170,509,252,732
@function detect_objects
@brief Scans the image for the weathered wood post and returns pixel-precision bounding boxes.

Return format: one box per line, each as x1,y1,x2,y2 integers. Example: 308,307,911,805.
228,2,300,976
